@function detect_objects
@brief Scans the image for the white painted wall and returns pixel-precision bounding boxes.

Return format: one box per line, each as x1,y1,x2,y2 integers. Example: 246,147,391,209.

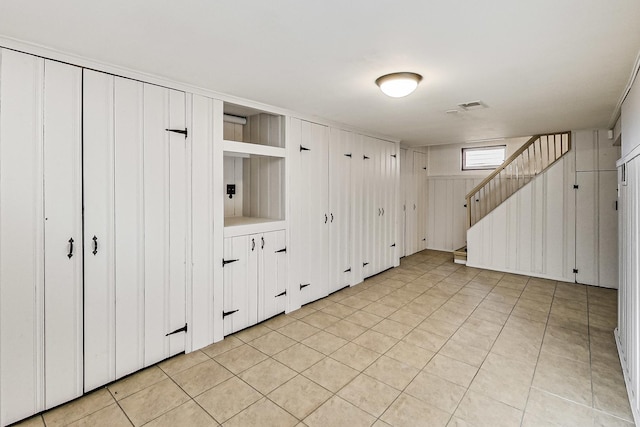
621,74,640,158
467,152,576,281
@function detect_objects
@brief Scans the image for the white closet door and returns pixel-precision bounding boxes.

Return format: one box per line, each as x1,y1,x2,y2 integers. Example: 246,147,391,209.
362,138,376,277
575,171,598,285
298,121,329,304
404,151,417,256
260,230,287,320
0,49,46,426
350,134,364,284
83,70,116,391
598,170,618,288
385,141,398,269
223,236,253,335
42,60,83,409
399,149,408,258
114,77,146,378
415,152,429,250
329,128,352,293
143,85,186,365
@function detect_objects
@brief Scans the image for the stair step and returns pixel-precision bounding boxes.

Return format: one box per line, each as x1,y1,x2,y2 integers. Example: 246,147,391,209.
453,246,467,265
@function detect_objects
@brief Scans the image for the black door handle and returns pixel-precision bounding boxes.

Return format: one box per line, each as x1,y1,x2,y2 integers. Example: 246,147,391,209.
331,213,334,223
67,238,74,259
325,214,328,224
92,235,98,255
261,236,265,249
381,208,385,215
252,238,255,251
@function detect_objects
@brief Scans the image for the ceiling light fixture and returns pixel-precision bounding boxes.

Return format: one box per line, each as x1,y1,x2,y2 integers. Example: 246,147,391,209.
375,72,422,98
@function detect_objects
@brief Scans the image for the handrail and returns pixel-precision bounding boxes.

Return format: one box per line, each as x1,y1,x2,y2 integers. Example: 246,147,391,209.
465,131,571,229
465,134,539,199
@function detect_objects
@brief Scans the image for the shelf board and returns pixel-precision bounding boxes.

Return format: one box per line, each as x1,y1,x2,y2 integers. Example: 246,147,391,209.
223,140,285,158
224,216,286,237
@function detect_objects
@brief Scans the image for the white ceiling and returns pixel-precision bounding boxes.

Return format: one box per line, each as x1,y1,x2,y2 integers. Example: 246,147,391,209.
1,1,639,147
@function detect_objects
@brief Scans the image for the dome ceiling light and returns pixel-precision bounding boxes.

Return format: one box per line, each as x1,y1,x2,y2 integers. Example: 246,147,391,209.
375,72,423,98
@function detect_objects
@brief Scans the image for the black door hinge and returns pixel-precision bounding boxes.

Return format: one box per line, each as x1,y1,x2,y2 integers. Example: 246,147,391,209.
300,283,311,290
275,290,287,297
573,268,579,274
300,145,310,152
344,267,351,273
573,184,579,189
345,153,352,158
223,309,239,318
391,243,396,247
422,167,427,170
166,128,188,137
464,204,467,208
275,247,287,253
363,262,369,267
391,154,397,158
223,258,239,267
165,323,187,336
615,201,618,211
422,238,426,241
363,155,370,160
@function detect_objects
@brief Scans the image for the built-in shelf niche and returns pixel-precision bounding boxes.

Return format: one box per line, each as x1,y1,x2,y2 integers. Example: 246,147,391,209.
223,102,284,148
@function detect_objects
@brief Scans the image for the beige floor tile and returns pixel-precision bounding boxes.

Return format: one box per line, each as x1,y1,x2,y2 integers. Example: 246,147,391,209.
481,352,536,384
491,332,542,365
213,344,268,374
234,324,271,343
417,317,460,337
478,299,514,315
239,358,297,394
225,398,298,427
525,387,594,427
287,305,317,319
67,404,131,427
469,367,530,410
592,366,634,421
344,310,384,328
405,372,466,413
388,309,426,327
385,341,435,369
380,393,450,427
43,389,115,426
364,355,420,390
301,310,342,329
449,327,496,352
269,375,332,419
143,400,217,427
171,359,233,397
304,396,376,427
325,319,368,340
201,336,243,358
429,308,469,326
341,296,373,310
446,416,473,426
423,354,478,388
119,379,190,426
454,390,522,427
331,342,381,371
353,330,399,353
158,350,210,377
262,313,296,330
438,339,488,367
302,357,358,392
13,415,45,427
541,325,590,363
404,328,449,352
108,366,168,401
372,318,414,339
195,377,261,423
248,330,296,356
321,303,358,319
337,374,400,417
533,352,592,406
302,330,348,355
274,342,325,372
278,320,321,341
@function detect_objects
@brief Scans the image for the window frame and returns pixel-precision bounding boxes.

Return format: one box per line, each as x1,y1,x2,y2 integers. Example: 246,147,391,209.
461,145,507,171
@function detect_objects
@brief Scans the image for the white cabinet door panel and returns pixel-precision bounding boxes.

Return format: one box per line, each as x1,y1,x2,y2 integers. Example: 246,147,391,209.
42,60,83,409
0,49,46,426
223,236,253,335
598,171,618,288
260,230,287,320
83,70,116,391
576,171,598,286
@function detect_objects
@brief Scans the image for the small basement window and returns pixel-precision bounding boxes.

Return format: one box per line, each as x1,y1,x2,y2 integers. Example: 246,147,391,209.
462,145,506,170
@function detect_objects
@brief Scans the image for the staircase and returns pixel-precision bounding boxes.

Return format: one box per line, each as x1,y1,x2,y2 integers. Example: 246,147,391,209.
465,132,571,228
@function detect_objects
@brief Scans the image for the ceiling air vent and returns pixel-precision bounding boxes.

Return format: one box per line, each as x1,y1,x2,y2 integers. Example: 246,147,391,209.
457,100,487,110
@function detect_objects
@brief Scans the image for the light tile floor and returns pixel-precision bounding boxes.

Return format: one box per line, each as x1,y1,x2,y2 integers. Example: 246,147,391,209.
16,250,634,426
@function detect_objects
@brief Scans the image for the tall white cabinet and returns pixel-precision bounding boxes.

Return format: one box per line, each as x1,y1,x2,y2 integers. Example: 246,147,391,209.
83,70,188,390
0,49,83,426
414,151,429,251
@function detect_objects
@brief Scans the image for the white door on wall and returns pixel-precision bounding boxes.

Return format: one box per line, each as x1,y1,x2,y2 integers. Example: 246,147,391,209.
259,230,287,321
361,137,377,277
223,236,254,335
295,119,329,305
399,149,408,258
0,50,83,425
84,70,188,388
329,128,353,293
415,152,429,250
